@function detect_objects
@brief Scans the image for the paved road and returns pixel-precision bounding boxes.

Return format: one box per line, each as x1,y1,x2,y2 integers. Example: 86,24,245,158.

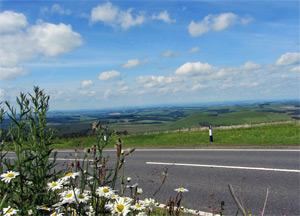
5,149,300,215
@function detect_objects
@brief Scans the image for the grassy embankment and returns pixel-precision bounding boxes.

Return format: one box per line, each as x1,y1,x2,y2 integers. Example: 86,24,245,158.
51,121,300,149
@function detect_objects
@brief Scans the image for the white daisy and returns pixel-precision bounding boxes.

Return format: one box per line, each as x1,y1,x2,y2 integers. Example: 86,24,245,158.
50,213,64,216
83,205,94,216
75,189,90,203
137,212,147,216
96,186,115,199
174,187,189,193
131,203,146,211
37,206,51,211
1,171,19,183
61,172,80,182
60,189,76,204
112,198,131,216
144,198,155,211
47,181,63,191
2,206,18,215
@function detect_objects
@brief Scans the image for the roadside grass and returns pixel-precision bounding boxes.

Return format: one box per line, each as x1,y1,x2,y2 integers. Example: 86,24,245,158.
51,121,300,149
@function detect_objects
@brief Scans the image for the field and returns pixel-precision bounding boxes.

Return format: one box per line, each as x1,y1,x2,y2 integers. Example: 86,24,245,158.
12,100,298,137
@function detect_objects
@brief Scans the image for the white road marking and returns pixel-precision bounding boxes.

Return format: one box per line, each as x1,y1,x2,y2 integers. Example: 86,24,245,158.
146,162,300,173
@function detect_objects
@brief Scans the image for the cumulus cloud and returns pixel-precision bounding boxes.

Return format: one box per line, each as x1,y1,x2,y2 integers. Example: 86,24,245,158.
136,75,180,88
103,89,112,99
81,80,93,88
188,13,251,37
187,46,200,53
275,52,300,66
0,11,28,33
174,62,214,76
121,59,140,69
0,11,83,81
90,2,145,29
98,70,121,81
291,65,300,72
41,4,71,15
152,10,175,23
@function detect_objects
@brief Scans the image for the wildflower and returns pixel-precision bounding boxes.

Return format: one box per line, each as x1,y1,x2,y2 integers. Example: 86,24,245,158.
2,206,18,215
137,212,147,216
37,206,51,211
60,189,76,204
137,187,143,194
1,171,19,183
131,203,146,211
75,189,90,203
47,181,63,191
61,171,80,182
144,198,155,211
111,194,119,200
112,198,131,216
83,206,94,215
175,187,189,193
96,186,115,199
50,213,64,216
127,177,132,182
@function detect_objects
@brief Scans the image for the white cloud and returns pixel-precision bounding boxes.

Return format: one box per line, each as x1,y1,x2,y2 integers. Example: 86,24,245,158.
136,75,180,88
0,11,28,33
81,80,93,88
275,52,300,66
103,89,111,99
291,65,300,72
159,50,178,59
187,46,200,53
188,20,210,37
0,67,29,80
188,13,248,37
191,83,206,91
212,13,237,31
152,10,175,23
121,59,139,69
91,2,118,23
28,22,82,57
41,4,72,15
240,61,261,70
90,2,145,29
174,62,214,76
98,70,121,81
0,11,83,81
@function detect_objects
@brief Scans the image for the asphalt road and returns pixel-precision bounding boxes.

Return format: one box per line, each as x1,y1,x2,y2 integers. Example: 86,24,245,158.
5,148,300,215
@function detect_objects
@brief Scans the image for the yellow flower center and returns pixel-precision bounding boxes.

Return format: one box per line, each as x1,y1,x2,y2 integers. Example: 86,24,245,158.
66,172,72,177
136,204,141,208
43,206,49,210
51,183,57,187
7,174,14,178
78,194,85,199
7,209,12,213
149,202,153,205
66,193,73,198
117,204,124,212
103,188,109,193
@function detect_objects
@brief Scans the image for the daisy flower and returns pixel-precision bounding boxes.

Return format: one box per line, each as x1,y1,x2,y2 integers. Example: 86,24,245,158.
37,206,51,211
137,212,147,216
1,171,19,183
144,198,155,211
112,198,131,216
111,194,119,200
83,206,94,216
96,186,115,199
60,171,80,182
2,206,18,215
50,213,64,216
47,181,63,191
75,189,91,203
175,187,189,193
131,203,146,211
60,189,76,204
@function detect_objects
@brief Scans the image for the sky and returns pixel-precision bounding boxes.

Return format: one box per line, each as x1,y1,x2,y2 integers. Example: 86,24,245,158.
0,0,299,111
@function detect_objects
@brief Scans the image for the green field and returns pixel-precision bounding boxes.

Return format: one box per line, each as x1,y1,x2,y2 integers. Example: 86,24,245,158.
51,121,300,149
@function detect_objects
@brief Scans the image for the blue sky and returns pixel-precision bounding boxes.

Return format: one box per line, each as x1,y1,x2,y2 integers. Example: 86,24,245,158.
0,0,299,110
